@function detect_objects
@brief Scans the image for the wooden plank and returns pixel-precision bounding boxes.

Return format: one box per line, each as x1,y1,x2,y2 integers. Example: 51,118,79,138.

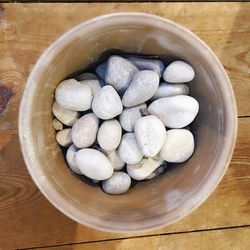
0,3,249,117
41,227,250,250
0,118,249,249
0,2,249,249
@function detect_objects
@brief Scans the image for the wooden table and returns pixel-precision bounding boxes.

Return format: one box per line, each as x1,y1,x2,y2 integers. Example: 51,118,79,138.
0,2,250,249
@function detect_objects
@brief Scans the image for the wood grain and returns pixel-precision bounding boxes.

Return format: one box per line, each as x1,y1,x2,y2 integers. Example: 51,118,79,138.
0,2,249,249
40,227,250,250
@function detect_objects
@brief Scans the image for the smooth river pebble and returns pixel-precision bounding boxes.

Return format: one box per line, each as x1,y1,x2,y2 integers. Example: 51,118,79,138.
122,70,159,107
119,103,147,132
148,95,199,128
102,171,131,195
105,56,138,93
80,79,102,96
151,82,189,100
75,149,113,180
118,133,143,164
97,119,122,152
71,113,99,148
127,157,164,180
55,79,92,111
56,128,72,147
107,150,125,171
134,115,166,157
160,129,194,163
163,60,195,83
52,101,79,126
92,85,123,119
66,144,82,175
128,56,165,77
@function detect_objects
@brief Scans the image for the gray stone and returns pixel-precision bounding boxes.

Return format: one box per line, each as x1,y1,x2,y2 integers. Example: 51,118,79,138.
105,56,138,92
119,103,147,132
128,56,164,77
71,113,99,148
122,70,159,107
102,172,131,195
118,133,143,164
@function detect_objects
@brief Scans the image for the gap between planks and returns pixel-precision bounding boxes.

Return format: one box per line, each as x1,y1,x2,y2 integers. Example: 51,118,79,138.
18,224,250,250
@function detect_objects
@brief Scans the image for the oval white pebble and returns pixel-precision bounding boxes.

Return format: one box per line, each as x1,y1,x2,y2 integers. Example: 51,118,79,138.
97,119,122,152
92,85,123,119
134,115,166,157
160,129,194,163
80,79,102,96
66,144,82,175
148,95,199,128
56,128,72,147
127,157,164,180
52,101,79,126
122,70,159,107
163,60,195,83
75,148,113,180
102,171,131,195
107,150,125,171
71,113,99,148
151,82,189,100
118,133,143,164
55,79,92,111
105,56,138,93
119,103,147,132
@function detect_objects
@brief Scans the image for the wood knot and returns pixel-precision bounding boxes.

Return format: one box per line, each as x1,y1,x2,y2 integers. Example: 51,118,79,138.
0,86,13,113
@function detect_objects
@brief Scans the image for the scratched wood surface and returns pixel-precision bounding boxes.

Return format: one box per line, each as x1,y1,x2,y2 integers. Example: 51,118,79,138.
0,3,249,250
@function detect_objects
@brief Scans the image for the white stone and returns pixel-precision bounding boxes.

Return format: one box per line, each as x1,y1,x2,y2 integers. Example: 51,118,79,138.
127,157,164,180
52,101,79,126
97,119,122,152
160,129,194,163
122,70,159,107
92,85,123,119
75,148,113,180
56,128,72,147
71,113,99,148
66,144,82,175
52,118,63,131
134,115,166,157
151,82,189,100
80,79,102,96
163,60,195,83
102,171,131,195
128,56,165,77
119,104,147,132
105,56,138,92
55,79,92,111
118,133,143,164
107,150,125,171
148,95,199,128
